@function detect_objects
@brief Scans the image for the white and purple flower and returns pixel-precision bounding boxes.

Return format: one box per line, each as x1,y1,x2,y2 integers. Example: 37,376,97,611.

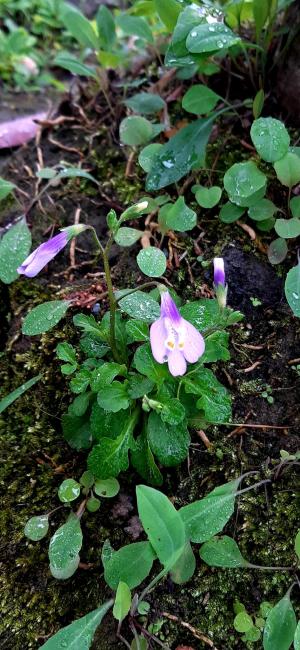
17,224,87,278
213,257,227,309
150,290,205,377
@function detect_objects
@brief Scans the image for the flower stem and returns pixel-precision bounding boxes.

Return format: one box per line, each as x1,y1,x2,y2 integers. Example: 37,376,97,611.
88,226,121,363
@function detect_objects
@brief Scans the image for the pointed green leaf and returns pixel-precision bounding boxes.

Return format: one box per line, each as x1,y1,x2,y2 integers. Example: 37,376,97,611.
0,374,41,414
170,540,196,584
104,542,155,589
40,600,113,649
180,479,240,543
22,300,70,335
263,594,296,650
200,535,250,568
113,582,131,622
136,485,185,567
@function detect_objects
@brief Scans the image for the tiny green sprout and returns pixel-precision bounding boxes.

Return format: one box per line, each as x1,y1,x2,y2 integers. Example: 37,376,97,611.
250,296,262,307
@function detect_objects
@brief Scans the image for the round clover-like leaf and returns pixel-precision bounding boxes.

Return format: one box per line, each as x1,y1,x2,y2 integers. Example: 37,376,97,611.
290,196,300,218
125,92,165,115
234,612,254,633
115,227,142,247
250,117,290,163
274,218,300,239
24,515,49,541
267,238,288,265
248,198,277,221
86,497,101,512
120,116,154,146
138,143,163,172
219,202,245,223
0,219,31,284
137,247,166,277
224,161,267,207
182,84,220,115
195,186,222,209
94,477,120,498
274,152,300,188
58,478,81,503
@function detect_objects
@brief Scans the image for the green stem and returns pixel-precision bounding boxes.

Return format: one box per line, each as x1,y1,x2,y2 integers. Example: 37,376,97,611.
134,567,168,614
115,281,161,304
88,226,121,363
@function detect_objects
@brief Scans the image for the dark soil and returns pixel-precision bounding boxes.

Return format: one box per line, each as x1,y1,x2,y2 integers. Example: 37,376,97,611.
0,68,300,650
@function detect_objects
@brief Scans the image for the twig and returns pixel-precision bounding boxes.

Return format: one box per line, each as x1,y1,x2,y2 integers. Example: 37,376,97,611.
161,612,218,649
197,430,213,450
236,220,256,240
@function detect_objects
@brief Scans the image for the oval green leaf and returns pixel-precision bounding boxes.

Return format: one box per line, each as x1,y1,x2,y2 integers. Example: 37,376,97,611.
58,479,81,503
0,219,31,284
263,594,296,650
274,218,300,239
199,535,249,568
104,541,155,589
94,477,120,498
285,263,300,317
24,515,49,541
120,116,154,147
137,247,166,277
267,238,288,265
250,117,290,163
224,161,267,207
274,152,300,188
182,84,220,115
22,300,70,335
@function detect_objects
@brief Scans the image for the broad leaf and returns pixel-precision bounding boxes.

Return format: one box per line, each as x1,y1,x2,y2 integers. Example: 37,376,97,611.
165,196,197,231
40,601,113,649
94,477,120,498
54,53,96,78
61,6,99,48
202,331,230,363
250,117,290,163
182,85,220,115
115,227,142,247
285,263,300,317
49,514,82,578
183,368,231,423
58,479,81,503
125,319,149,343
125,92,165,115
131,430,163,486
119,291,160,323
180,479,240,543
199,535,250,568
248,199,277,221
24,515,49,541
90,362,127,392
0,177,16,200
274,218,300,239
87,409,139,478
154,0,181,30
117,15,153,43
147,411,190,466
219,201,245,223
195,186,222,209
133,343,170,383
267,238,288,265
0,219,31,284
274,152,300,188
136,485,185,567
120,116,154,146
180,298,225,331
137,247,167,277
170,541,196,584
96,5,116,49
146,117,214,190
263,594,296,650
294,622,300,650
224,161,267,207
104,541,155,589
186,23,240,54
22,300,70,335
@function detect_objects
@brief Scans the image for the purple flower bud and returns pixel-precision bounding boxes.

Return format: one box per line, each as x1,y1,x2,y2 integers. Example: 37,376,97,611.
17,224,87,278
150,290,205,377
213,257,225,287
213,257,227,309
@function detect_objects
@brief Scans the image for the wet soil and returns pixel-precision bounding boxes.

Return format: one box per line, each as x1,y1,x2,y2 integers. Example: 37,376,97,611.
0,75,300,650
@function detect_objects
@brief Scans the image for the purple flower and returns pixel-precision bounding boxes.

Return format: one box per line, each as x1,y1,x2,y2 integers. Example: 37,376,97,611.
213,257,227,309
150,291,205,377
17,224,87,278
213,257,225,287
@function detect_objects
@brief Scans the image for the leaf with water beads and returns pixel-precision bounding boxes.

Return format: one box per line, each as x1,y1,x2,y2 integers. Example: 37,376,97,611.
199,535,250,568
119,291,160,323
263,593,296,650
186,23,241,54
250,117,290,163
224,161,267,207
0,219,31,284
137,247,167,277
285,263,300,317
58,479,81,503
39,600,113,649
49,514,83,579
22,300,71,335
24,515,49,541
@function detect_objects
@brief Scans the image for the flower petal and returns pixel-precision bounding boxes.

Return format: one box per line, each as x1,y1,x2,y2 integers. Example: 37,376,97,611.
182,320,205,363
150,318,167,364
168,349,187,376
17,231,68,277
160,290,181,325
213,257,225,287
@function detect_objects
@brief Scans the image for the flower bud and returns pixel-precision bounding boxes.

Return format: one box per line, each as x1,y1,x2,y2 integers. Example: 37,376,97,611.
213,257,227,309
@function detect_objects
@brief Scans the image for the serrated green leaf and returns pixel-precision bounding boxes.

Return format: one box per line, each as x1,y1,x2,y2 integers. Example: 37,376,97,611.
87,409,139,478
148,411,190,466
133,343,170,383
